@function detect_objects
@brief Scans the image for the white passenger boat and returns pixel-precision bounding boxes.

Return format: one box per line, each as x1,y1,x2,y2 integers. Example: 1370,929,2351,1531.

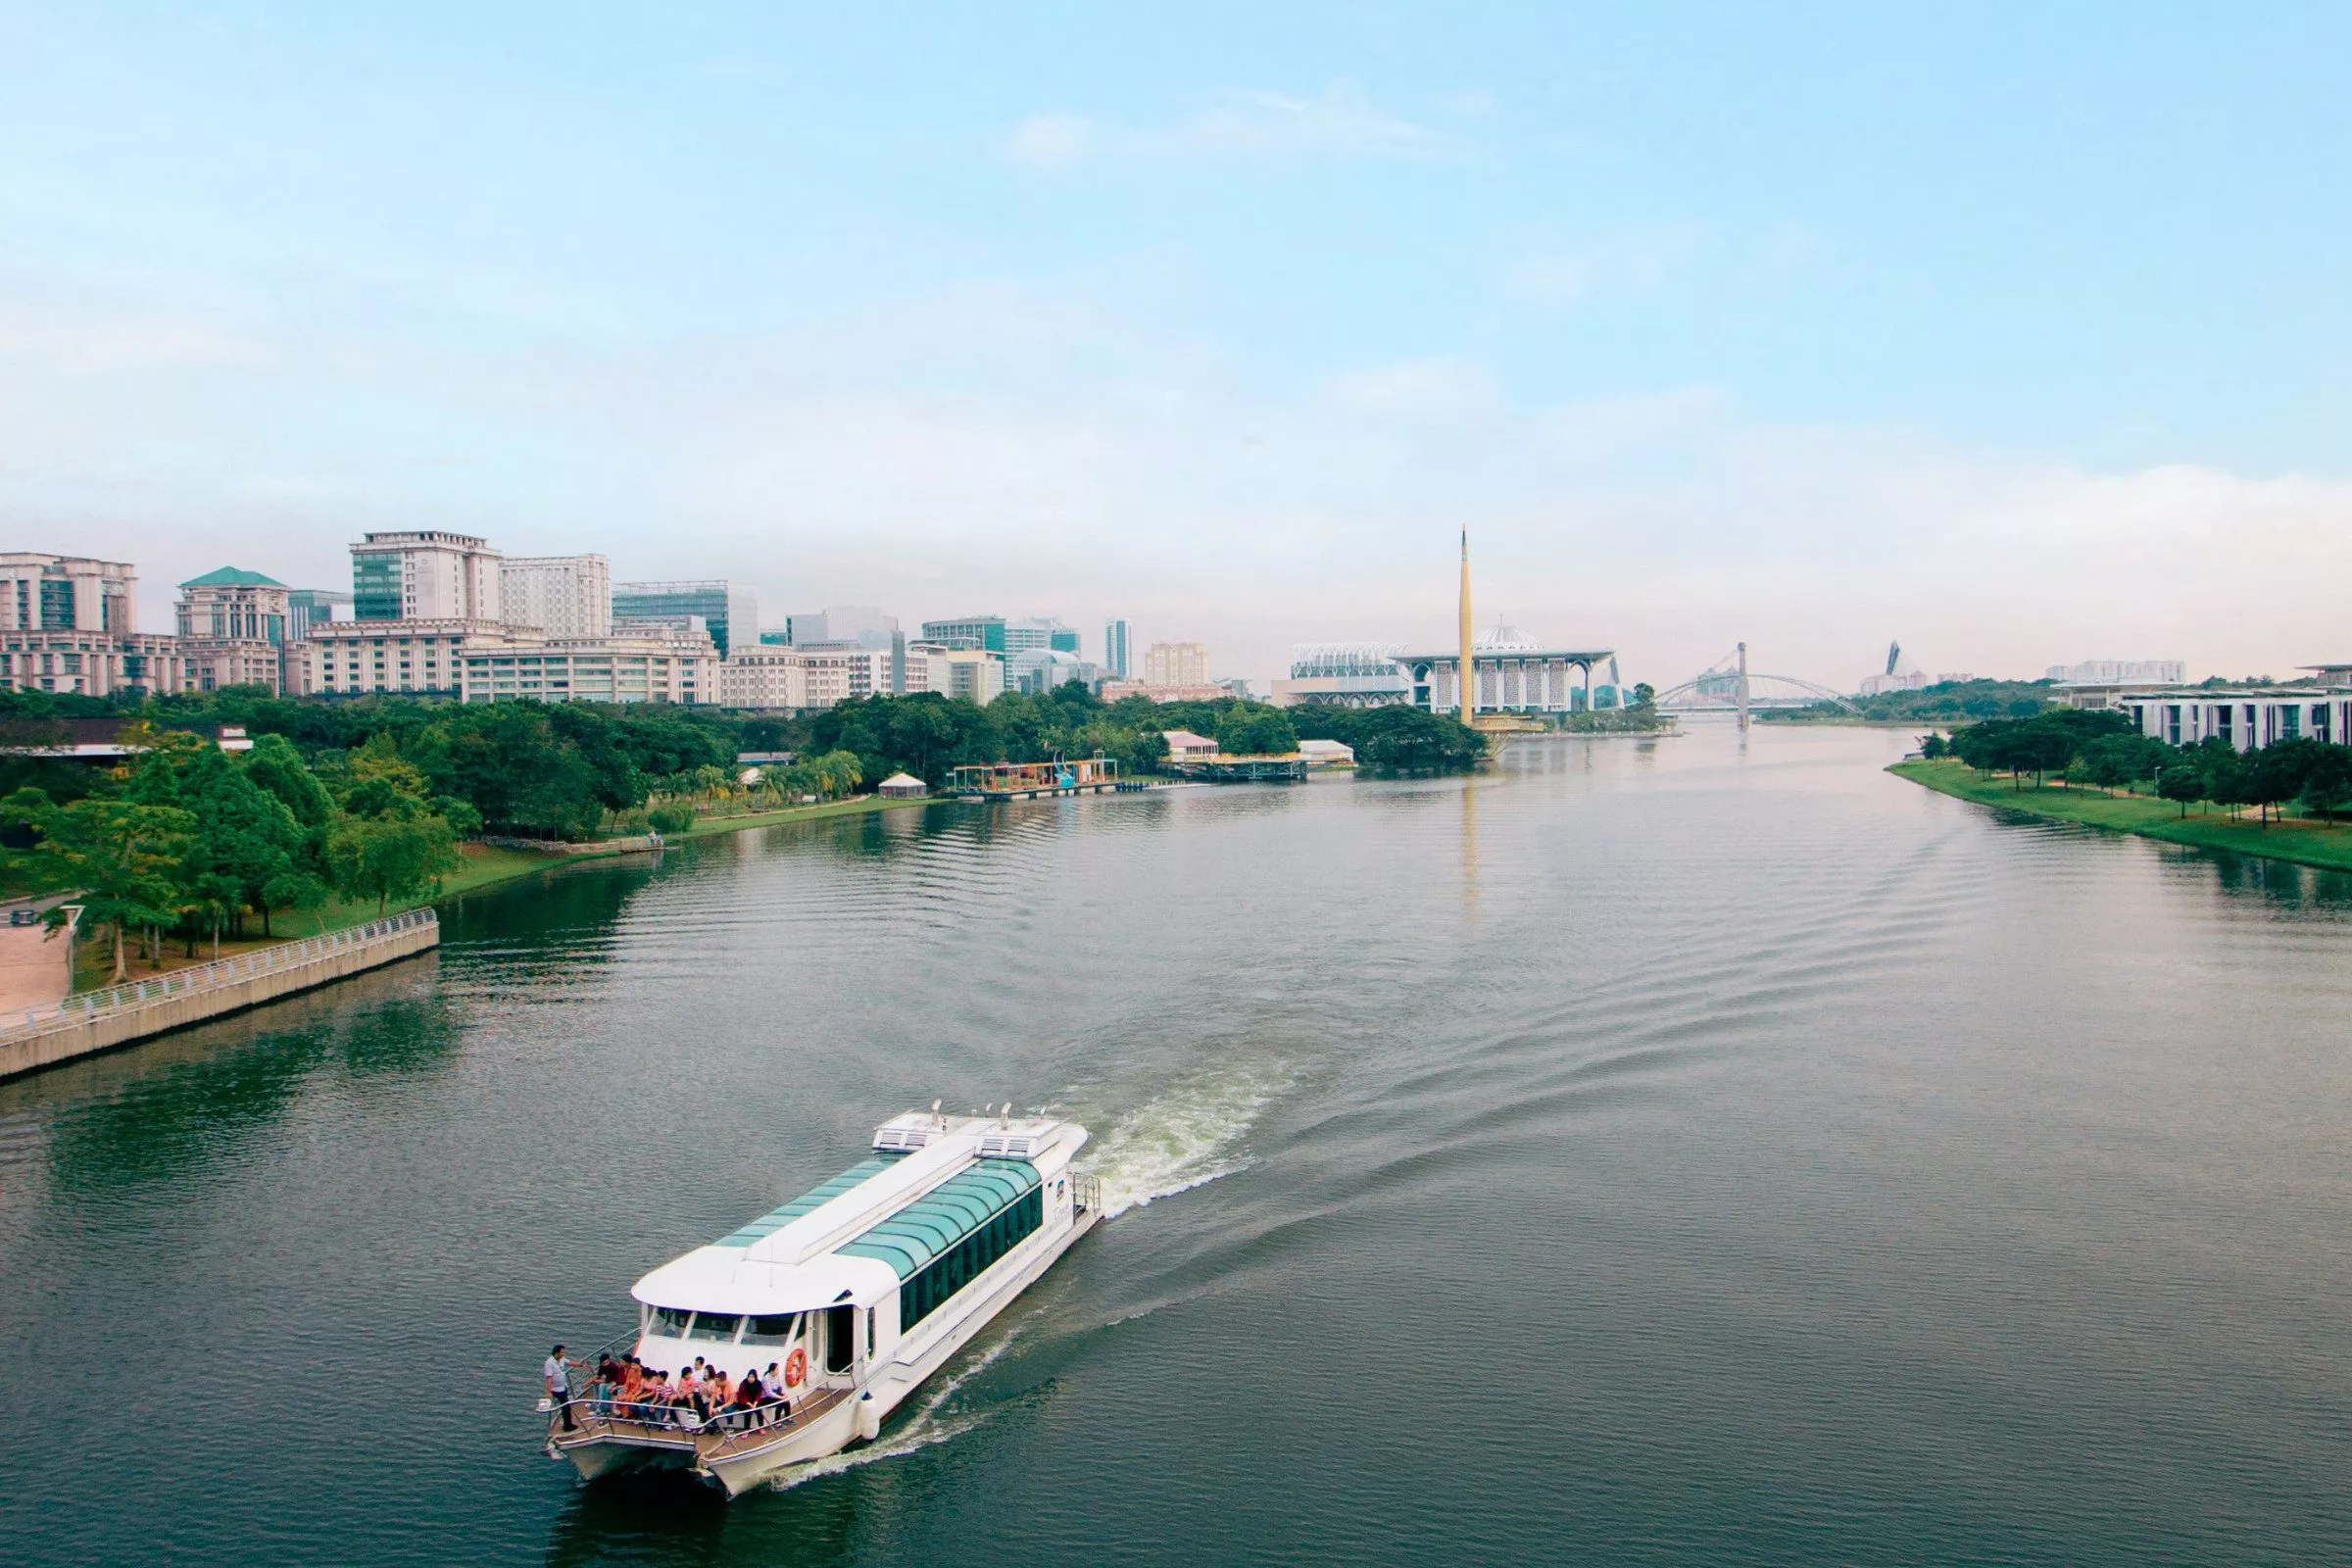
546,1108,1100,1495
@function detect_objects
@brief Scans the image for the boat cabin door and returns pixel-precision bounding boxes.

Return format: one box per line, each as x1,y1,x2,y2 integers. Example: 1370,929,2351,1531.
823,1303,857,1378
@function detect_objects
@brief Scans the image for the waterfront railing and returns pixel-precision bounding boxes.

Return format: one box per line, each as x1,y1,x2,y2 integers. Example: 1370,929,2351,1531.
0,907,439,1043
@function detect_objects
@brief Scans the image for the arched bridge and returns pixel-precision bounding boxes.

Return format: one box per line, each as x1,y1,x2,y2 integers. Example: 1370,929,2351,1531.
1654,647,1860,718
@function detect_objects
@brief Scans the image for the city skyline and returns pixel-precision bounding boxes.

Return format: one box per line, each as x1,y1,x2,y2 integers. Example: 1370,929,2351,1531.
8,10,2352,687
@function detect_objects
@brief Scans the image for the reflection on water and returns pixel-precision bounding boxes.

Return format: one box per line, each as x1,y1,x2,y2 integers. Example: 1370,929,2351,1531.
6,726,2352,1567
0,958,452,1200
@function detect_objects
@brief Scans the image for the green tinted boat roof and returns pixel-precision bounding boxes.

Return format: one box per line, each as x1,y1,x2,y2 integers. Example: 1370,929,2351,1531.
716,1156,902,1248
838,1160,1041,1279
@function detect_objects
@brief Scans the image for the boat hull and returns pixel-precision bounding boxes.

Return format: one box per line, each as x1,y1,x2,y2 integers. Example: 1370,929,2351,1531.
550,1424,696,1482
701,1204,1102,1496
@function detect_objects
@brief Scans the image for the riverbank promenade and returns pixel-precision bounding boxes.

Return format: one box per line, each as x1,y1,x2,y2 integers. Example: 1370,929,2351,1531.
0,908,439,1081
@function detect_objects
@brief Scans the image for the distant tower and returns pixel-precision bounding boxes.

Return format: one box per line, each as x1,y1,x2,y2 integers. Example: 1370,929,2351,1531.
1886,641,1901,677
1738,641,1751,731
1458,529,1474,719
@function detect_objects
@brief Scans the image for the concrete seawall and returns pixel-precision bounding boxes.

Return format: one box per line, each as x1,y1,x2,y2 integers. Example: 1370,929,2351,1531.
0,908,440,1082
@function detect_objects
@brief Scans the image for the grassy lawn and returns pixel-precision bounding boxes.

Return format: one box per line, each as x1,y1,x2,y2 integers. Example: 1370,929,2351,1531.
1891,760,2352,872
667,794,908,840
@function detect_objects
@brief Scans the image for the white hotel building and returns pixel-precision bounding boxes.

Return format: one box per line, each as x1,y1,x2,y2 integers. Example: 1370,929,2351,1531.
717,643,951,711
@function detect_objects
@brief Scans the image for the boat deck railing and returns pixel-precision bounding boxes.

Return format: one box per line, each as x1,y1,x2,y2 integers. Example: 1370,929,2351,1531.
1072,1173,1102,1213
550,1326,842,1454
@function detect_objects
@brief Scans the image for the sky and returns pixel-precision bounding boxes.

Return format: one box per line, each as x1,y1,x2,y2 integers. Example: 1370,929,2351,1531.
4,2,2349,690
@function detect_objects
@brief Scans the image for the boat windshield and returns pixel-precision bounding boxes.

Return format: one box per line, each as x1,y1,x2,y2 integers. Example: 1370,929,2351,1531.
741,1312,800,1346
645,1305,693,1338
685,1312,743,1343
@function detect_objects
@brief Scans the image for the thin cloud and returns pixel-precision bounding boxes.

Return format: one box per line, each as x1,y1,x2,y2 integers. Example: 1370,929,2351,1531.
1004,81,1450,171
1503,226,1705,309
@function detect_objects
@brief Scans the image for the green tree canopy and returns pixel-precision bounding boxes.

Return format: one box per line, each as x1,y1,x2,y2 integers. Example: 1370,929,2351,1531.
2,788,195,983
1214,708,1298,757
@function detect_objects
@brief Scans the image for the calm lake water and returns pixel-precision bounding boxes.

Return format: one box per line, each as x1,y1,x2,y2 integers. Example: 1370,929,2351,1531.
4,724,2350,1566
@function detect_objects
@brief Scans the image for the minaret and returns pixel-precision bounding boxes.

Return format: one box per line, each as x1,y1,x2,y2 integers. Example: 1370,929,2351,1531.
1458,528,1474,720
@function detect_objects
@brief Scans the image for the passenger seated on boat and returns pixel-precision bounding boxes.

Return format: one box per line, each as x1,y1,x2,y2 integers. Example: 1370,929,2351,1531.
760,1362,793,1422
708,1370,736,1429
639,1370,671,1424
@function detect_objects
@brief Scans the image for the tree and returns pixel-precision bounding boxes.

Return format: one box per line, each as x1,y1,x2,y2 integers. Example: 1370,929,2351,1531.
263,869,331,935
2156,760,2205,817
1346,706,1487,775
176,746,303,938
2298,747,2352,824
1918,733,1949,760
243,732,334,830
808,750,864,800
813,693,1002,788
2244,737,2331,826
325,812,460,915
1631,682,1656,708
2082,733,2165,790
2,788,194,984
1214,708,1298,757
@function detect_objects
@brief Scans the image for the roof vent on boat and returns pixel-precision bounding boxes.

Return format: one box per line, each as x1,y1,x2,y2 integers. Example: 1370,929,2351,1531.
872,1122,933,1153
977,1133,1041,1160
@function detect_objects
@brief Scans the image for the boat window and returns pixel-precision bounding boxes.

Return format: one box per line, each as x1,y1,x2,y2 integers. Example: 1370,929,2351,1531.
646,1306,694,1338
686,1312,743,1342
741,1312,800,1346
897,1184,1045,1332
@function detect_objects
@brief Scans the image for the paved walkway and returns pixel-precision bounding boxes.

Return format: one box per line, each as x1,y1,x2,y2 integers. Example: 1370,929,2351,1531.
0,903,74,1013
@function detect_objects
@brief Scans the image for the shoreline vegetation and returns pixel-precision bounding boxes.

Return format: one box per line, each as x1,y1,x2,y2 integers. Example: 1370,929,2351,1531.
1891,698,2352,872
1893,760,2352,872
7,685,1492,995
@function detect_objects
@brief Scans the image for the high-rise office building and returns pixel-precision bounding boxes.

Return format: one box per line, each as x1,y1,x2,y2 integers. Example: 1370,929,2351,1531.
175,566,290,694
1104,619,1131,678
351,531,504,622
286,588,351,642
920,614,1006,653
1144,641,1210,687
1006,617,1077,655
503,555,612,639
1008,648,1100,695
0,553,137,633
612,580,756,657
779,606,898,649
939,648,1004,704
0,553,183,697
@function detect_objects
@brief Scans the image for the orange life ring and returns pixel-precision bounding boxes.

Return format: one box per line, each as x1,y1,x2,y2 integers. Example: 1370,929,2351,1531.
783,1347,808,1388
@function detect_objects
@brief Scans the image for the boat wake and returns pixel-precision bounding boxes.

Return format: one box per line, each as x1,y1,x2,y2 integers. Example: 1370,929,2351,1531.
1081,1057,1295,1217
758,1065,1292,1492
760,1330,1020,1493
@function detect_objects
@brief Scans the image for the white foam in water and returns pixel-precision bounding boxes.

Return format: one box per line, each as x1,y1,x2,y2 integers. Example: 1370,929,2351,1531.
1082,1058,1296,1217
762,1330,1021,1493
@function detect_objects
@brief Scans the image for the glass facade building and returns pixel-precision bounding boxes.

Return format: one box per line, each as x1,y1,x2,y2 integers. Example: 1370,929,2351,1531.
920,615,1006,653
612,580,753,657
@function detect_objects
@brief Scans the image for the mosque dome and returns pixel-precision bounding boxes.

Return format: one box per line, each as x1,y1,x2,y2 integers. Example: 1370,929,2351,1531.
1473,623,1543,652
